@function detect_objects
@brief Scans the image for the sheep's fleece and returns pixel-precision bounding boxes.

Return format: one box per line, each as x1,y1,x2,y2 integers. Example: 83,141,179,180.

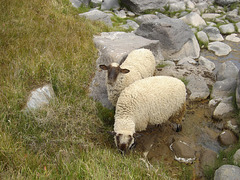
107,48,156,106
114,76,186,135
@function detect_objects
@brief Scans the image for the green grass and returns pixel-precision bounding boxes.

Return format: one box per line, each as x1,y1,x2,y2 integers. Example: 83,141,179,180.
0,0,177,179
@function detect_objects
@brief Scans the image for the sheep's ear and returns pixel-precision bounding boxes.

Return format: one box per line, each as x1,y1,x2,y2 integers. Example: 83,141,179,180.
99,65,109,70
108,131,116,136
120,68,130,74
133,133,141,139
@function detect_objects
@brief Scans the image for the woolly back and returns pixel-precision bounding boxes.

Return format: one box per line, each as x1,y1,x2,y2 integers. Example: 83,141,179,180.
115,76,186,131
120,48,156,78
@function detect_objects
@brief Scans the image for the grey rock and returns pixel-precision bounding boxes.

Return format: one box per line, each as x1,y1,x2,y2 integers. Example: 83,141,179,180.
207,21,217,27
135,18,200,60
195,2,209,13
199,56,215,71
156,13,169,19
219,23,235,34
217,61,239,81
120,20,139,31
227,9,239,17
91,0,102,7
236,71,240,109
89,32,161,108
226,119,239,133
208,42,231,56
202,13,221,20
215,0,239,6
226,34,240,42
233,149,240,165
177,57,197,66
156,58,215,87
213,97,235,120
135,14,159,24
70,0,90,8
196,31,209,47
235,22,240,33
203,26,224,41
170,140,196,163
180,12,206,28
79,10,113,27
26,84,55,110
126,11,135,17
120,0,168,14
186,0,195,9
169,2,186,12
226,14,240,22
215,18,227,24
101,0,120,10
211,79,237,99
114,10,127,18
209,98,222,108
214,165,240,180
218,130,238,146
187,75,210,101
200,149,217,168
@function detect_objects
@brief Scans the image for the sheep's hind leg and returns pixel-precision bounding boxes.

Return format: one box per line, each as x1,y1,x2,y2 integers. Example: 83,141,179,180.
169,102,186,132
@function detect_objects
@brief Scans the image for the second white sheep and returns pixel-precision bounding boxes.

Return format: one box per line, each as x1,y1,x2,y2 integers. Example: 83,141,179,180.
111,76,186,154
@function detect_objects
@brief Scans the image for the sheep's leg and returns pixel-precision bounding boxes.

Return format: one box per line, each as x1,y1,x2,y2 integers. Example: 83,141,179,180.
169,102,186,132
176,124,182,132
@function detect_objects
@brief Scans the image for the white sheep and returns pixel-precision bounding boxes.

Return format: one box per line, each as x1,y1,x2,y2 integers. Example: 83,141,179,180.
99,48,156,106
111,76,186,154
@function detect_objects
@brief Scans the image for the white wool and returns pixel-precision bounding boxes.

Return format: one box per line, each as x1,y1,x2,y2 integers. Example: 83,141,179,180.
114,76,186,134
111,62,119,67
107,48,156,106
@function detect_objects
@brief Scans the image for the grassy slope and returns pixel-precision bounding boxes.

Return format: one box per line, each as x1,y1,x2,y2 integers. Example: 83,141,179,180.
0,0,179,179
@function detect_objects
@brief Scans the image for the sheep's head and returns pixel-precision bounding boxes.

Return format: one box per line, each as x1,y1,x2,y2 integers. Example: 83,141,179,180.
99,63,130,86
110,131,140,155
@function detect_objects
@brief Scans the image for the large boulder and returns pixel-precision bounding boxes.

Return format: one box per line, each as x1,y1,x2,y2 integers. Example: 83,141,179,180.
120,0,168,14
135,18,200,60
89,32,161,108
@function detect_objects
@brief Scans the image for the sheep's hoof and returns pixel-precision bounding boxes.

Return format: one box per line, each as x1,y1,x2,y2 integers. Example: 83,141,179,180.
176,124,182,132
172,123,182,132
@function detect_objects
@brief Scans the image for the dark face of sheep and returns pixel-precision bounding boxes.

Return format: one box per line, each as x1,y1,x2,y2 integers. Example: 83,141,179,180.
99,63,130,86
110,132,135,155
